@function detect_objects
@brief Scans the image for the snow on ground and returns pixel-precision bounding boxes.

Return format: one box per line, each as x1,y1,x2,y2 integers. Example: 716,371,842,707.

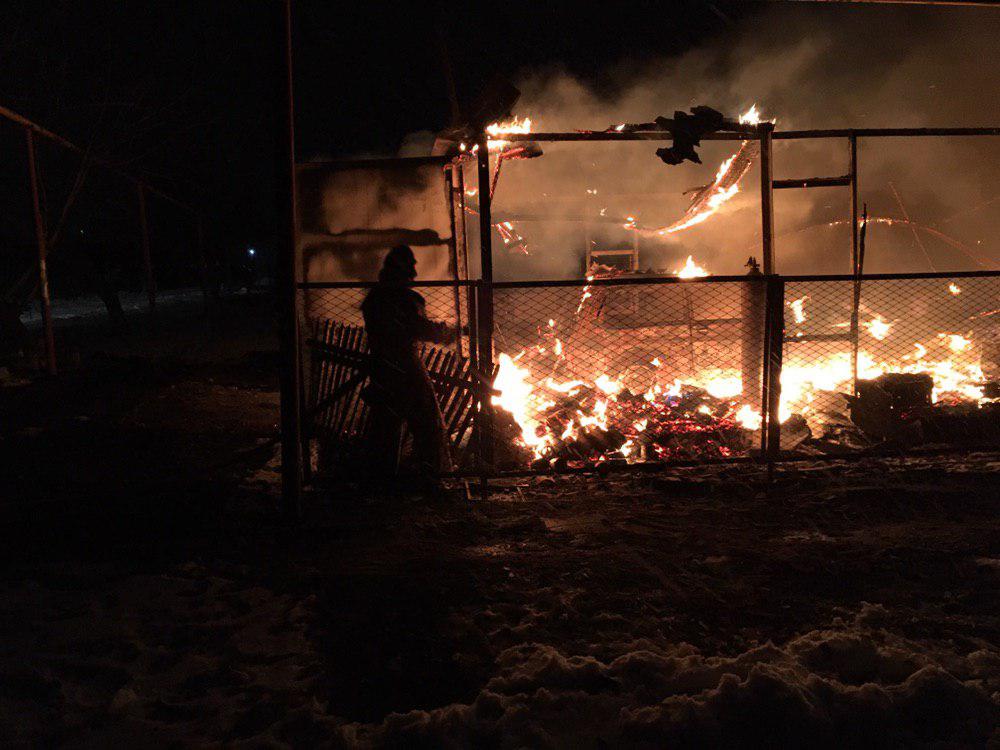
347,604,998,748
1,295,998,746
21,287,206,326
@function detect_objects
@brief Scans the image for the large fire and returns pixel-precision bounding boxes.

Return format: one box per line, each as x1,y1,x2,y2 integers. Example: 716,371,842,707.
491,276,995,466
467,106,994,466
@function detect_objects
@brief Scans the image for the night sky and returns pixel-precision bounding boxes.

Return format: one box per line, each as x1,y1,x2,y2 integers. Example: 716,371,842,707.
0,1,762,254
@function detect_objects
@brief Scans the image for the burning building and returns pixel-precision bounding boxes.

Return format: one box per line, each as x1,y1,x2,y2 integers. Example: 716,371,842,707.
293,102,1000,483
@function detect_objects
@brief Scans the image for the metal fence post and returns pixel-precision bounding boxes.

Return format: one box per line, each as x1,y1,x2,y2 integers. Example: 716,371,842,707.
276,0,302,517
760,276,785,470
759,122,776,275
741,264,765,410
849,134,860,390
475,134,495,498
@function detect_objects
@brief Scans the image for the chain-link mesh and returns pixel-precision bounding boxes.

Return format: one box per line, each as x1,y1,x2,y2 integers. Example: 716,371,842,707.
299,283,475,477
297,272,1000,479
490,277,767,468
781,274,1000,454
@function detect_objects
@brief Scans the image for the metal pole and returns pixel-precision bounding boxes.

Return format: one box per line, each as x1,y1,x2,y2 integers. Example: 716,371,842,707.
762,1,1000,7
849,135,860,390
25,128,56,375
475,135,495,496
277,0,302,516
741,262,765,409
457,164,470,283
136,182,156,313
445,165,463,356
759,122,776,274
766,276,785,464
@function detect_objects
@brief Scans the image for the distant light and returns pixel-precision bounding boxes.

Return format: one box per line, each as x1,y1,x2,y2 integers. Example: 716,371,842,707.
248,248,256,257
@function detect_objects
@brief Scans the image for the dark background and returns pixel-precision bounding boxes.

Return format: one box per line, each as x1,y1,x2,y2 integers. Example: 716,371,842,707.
0,1,762,262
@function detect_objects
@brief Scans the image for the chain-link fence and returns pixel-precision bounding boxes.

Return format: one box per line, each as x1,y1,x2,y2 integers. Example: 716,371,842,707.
782,272,1000,455
298,270,1000,481
490,276,768,468
299,281,477,478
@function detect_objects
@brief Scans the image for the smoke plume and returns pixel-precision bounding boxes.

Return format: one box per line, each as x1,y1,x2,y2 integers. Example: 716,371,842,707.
480,5,1000,280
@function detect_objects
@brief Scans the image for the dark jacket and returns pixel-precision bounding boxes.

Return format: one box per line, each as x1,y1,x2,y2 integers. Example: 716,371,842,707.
361,284,452,387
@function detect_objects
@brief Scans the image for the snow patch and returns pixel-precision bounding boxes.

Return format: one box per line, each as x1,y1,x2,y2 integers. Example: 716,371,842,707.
342,605,999,747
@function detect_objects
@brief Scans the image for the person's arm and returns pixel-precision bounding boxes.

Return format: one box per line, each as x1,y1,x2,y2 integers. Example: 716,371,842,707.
408,294,455,344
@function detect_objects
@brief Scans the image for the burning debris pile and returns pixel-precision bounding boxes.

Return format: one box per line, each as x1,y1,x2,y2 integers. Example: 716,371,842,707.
489,266,1000,470
493,356,758,471
491,261,766,471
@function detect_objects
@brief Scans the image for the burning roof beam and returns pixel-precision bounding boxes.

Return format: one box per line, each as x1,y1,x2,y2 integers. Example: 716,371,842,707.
499,126,1000,141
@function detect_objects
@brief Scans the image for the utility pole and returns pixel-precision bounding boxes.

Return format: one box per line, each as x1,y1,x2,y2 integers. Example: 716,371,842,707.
277,0,302,518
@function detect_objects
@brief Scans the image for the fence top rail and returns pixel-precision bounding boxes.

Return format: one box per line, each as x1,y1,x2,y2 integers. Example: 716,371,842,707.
298,270,1000,291
492,275,755,288
781,269,1000,282
298,279,479,289
500,127,1000,143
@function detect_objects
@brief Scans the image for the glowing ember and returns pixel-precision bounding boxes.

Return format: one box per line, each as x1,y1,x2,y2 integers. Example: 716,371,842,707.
940,333,972,353
595,374,623,396
490,304,990,466
575,275,596,315
949,283,962,295
735,405,763,430
789,296,808,324
675,255,709,279
864,316,893,340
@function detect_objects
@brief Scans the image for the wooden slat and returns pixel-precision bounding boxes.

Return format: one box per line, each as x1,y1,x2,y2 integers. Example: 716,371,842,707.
440,354,465,428
326,324,353,434
443,357,471,431
315,322,340,434
455,362,499,465
309,319,494,466
308,319,330,426
332,327,365,438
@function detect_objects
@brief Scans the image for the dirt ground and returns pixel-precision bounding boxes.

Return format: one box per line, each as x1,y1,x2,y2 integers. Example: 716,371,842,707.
1,294,998,747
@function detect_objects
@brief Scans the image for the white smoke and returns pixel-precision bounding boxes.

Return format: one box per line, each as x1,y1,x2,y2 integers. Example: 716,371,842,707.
474,6,1000,280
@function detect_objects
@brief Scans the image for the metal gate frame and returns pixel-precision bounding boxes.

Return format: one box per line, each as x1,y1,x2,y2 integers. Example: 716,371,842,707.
283,122,1000,507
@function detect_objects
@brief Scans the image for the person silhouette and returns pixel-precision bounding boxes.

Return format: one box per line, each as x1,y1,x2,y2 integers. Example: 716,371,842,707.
360,245,454,493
